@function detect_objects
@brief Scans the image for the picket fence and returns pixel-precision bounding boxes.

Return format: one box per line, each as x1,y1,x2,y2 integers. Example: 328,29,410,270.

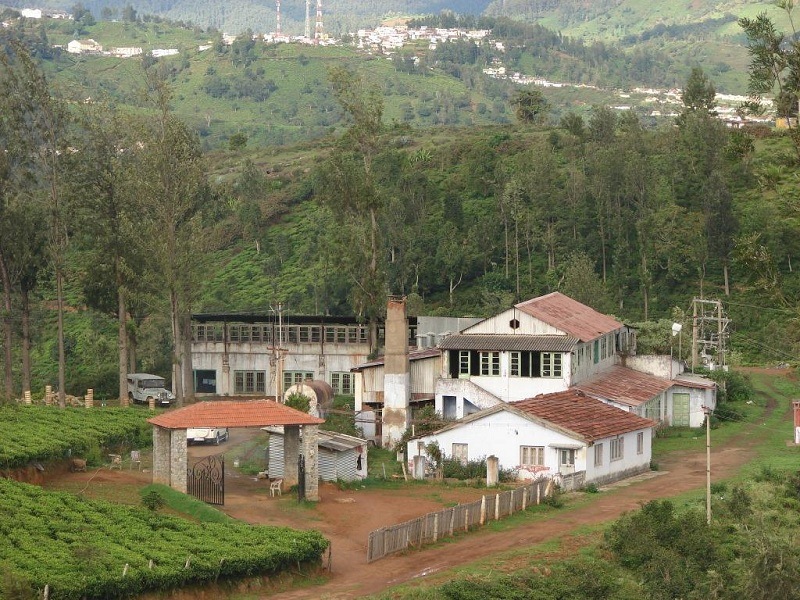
366,471,585,562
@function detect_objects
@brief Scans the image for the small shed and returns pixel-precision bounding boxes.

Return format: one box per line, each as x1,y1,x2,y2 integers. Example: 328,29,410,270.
265,428,368,482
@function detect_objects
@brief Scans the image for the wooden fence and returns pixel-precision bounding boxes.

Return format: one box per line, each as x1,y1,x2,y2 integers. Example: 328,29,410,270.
366,472,585,562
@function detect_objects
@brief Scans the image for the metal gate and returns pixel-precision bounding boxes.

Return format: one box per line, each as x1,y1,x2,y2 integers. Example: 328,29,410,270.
187,455,225,505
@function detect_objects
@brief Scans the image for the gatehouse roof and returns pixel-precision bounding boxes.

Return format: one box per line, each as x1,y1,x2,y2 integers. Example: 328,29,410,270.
148,400,324,429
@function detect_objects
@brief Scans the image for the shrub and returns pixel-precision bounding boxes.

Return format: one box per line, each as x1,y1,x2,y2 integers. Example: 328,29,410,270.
442,457,486,480
284,392,310,413
141,490,166,512
584,483,599,493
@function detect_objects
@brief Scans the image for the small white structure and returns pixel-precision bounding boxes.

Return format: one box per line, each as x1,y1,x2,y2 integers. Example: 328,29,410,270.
67,39,102,54
151,48,179,57
408,390,655,486
266,428,368,482
20,8,42,19
110,47,143,58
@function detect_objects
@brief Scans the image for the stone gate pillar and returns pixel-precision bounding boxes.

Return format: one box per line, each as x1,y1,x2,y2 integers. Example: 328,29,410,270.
284,425,300,486
302,425,319,501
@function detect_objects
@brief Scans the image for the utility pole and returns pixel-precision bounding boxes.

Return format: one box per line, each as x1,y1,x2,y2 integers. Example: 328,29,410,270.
270,303,285,402
704,405,712,525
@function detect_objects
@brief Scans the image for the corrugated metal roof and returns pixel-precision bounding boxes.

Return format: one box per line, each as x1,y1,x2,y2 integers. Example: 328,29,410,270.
438,334,579,352
148,400,324,429
512,390,655,441
515,292,622,342
574,366,673,407
351,347,441,371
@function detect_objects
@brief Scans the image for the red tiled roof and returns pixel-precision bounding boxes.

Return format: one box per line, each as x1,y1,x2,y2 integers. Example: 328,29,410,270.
515,292,622,342
148,400,324,429
512,390,655,442
574,366,672,407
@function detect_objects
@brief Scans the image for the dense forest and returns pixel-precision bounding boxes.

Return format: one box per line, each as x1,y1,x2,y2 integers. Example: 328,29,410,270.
3,5,800,404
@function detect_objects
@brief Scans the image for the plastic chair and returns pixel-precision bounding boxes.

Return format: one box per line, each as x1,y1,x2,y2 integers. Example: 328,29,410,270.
108,454,122,470
130,450,142,471
270,479,283,497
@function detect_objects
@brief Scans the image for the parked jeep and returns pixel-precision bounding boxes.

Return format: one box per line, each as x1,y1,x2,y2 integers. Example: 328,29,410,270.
186,427,230,445
126,373,174,407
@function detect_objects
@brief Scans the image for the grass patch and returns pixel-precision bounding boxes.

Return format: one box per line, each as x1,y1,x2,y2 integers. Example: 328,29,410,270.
139,483,232,523
227,431,270,475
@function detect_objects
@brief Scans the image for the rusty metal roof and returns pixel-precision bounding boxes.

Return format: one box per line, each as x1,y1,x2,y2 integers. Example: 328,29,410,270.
148,400,324,429
515,292,622,342
511,390,655,442
351,347,441,371
437,334,579,352
574,366,673,407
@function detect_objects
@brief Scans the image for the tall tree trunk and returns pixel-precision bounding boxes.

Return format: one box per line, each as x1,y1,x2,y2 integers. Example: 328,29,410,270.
56,269,66,407
181,312,194,402
170,288,184,406
118,285,128,406
0,251,13,399
21,288,31,394
723,263,730,296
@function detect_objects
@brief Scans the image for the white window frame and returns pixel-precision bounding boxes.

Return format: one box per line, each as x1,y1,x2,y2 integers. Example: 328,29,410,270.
637,432,644,455
283,371,314,391
541,352,562,378
594,443,603,467
559,448,575,467
479,351,500,376
611,437,624,461
458,351,471,376
510,351,521,377
520,445,544,467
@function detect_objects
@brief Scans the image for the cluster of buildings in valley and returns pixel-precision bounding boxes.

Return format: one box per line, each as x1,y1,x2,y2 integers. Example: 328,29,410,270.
188,292,718,488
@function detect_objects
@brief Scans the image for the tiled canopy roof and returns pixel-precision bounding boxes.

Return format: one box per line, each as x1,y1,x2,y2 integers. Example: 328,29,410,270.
512,390,655,442
438,334,579,352
148,400,324,429
515,292,623,342
574,365,673,407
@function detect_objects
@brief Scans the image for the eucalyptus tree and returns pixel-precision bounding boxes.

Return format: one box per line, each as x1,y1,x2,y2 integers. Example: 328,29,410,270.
127,71,209,405
318,66,386,351
1,41,71,405
69,103,145,404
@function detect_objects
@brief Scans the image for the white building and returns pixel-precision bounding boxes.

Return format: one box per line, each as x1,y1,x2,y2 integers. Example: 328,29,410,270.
408,389,654,486
67,39,102,54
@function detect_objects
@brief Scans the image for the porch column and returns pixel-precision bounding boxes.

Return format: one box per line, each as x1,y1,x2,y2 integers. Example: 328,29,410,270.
169,429,187,493
302,424,319,501
283,425,300,486
152,426,171,485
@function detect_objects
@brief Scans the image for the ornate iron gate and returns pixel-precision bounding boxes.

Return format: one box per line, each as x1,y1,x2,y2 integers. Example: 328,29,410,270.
187,455,225,505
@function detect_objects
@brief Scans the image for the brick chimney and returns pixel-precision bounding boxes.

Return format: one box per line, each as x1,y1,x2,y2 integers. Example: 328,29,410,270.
382,296,410,448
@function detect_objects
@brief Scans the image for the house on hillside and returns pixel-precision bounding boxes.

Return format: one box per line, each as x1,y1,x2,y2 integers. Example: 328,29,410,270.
67,39,102,54
407,389,655,486
435,292,634,417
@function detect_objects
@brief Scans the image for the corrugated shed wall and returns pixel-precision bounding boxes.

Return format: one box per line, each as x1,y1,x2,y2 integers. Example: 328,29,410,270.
268,434,285,478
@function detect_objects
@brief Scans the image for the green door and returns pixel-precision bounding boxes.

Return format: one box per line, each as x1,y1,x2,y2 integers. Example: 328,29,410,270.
673,393,690,426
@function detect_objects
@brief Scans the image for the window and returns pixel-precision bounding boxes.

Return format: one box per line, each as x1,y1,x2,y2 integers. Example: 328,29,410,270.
310,326,321,342
479,351,500,376
560,449,575,466
298,326,310,343
330,372,354,395
229,325,240,342
611,437,624,461
541,352,562,377
458,351,471,376
234,370,266,394
510,351,521,377
520,446,544,467
452,443,468,465
594,443,603,467
593,339,599,364
637,432,644,455
283,371,314,391
600,335,608,359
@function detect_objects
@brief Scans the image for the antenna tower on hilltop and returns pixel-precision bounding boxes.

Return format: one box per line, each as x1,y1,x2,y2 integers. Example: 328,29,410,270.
275,0,281,36
315,0,324,41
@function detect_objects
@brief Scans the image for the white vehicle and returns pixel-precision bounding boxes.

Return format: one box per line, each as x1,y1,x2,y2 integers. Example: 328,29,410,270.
126,373,175,407
186,427,230,445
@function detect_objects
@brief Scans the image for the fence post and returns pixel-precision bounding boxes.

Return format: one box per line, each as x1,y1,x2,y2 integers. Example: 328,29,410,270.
479,496,486,526
494,493,500,520
537,481,541,504
24,390,31,405
433,513,439,542
522,487,527,511
449,508,455,536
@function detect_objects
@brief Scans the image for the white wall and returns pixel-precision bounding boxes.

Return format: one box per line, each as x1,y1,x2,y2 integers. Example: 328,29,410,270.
407,410,586,480
585,428,652,484
462,308,565,336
